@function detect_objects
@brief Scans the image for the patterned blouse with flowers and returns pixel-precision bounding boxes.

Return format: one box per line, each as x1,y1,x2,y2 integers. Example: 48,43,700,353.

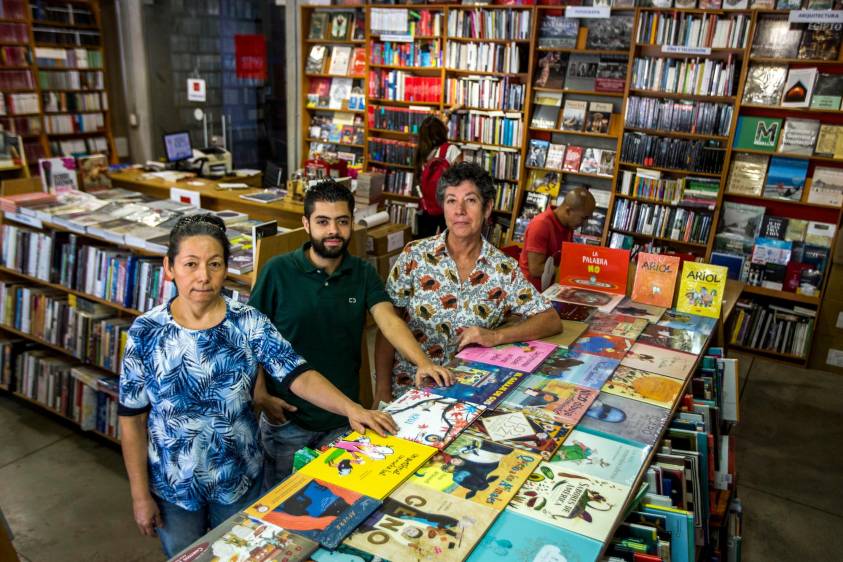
386,230,552,397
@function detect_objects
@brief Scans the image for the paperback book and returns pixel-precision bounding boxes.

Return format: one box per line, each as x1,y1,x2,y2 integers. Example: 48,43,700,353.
526,139,549,169
549,427,650,487
676,261,728,319
383,389,484,449
544,284,625,314
536,347,618,390
732,116,782,153
631,253,681,308
781,67,818,108
811,74,843,110
538,16,579,48
726,153,769,196
657,309,717,336
570,331,634,361
601,365,683,409
613,297,667,323
578,392,671,448
778,118,821,156
465,409,572,460
38,157,78,194
742,64,787,106
797,23,843,60
500,375,599,425
433,359,527,408
807,166,843,206
638,323,708,355
621,342,698,381
587,312,648,339
456,340,556,373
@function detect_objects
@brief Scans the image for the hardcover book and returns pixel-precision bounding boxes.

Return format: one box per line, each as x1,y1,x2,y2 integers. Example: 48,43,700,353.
657,309,717,336
534,51,565,89
456,340,556,373
781,68,818,108
578,392,671,448
742,64,787,106
814,124,843,157
433,359,527,408
797,23,843,61
764,156,810,200
565,54,600,91
586,312,648,339
676,261,728,319
585,15,633,51
308,12,328,40
77,154,110,191
613,297,667,323
526,169,562,197
38,157,78,194
560,100,588,132
751,16,803,58
621,343,698,380
559,242,630,295
531,91,563,130
732,116,782,152
638,323,708,355
306,45,327,74
594,57,627,94
811,74,843,110
544,284,625,314
585,102,613,134
719,201,766,240
526,139,549,169
549,427,650,487
778,118,820,156
383,389,484,449
465,409,572,460
545,143,567,170
536,347,618,390
549,300,596,322
538,16,579,48
578,148,601,174
327,45,351,76
601,365,683,409
570,331,634,361
631,253,681,308
726,153,769,196
563,145,584,172
807,166,843,206
500,375,599,425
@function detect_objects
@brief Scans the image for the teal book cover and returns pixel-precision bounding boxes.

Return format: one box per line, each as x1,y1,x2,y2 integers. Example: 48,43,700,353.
764,157,809,200
642,504,695,562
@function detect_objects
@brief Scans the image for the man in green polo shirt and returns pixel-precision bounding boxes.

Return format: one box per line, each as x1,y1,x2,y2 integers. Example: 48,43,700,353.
249,179,452,488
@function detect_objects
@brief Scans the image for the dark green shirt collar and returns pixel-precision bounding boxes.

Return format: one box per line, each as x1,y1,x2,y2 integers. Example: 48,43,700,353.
293,242,353,275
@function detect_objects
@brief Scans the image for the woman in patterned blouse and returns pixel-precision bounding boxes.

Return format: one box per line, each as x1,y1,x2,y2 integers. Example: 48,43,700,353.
118,214,397,557
374,162,562,401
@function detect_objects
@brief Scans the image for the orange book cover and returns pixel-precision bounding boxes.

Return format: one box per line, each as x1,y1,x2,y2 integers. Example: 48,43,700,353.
559,242,629,295
631,252,681,308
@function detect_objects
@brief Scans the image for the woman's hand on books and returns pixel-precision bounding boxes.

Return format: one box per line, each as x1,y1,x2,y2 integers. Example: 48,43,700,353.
457,326,501,350
132,493,162,537
346,405,398,437
414,362,454,388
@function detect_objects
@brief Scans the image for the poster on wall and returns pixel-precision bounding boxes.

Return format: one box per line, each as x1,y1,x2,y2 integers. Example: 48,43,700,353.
235,34,267,80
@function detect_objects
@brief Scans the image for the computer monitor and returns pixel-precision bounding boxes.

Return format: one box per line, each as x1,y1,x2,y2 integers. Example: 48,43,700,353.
163,131,193,162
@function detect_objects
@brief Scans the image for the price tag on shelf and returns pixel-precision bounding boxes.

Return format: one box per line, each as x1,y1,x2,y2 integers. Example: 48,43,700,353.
788,10,843,23
662,45,712,55
3,211,42,229
380,34,414,43
565,6,611,18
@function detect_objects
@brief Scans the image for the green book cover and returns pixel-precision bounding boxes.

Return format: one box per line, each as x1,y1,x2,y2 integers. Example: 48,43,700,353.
810,74,843,111
733,116,783,152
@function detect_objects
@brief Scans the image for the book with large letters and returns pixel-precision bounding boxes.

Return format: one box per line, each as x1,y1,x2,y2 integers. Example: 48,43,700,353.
631,253,681,308
676,261,729,319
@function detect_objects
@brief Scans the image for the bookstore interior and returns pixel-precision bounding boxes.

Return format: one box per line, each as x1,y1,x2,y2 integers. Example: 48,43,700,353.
3,0,843,561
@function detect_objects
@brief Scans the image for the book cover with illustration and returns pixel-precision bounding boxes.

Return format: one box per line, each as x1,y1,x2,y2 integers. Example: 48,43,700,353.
38,157,79,194
539,320,588,349
559,242,630,295
676,261,728,319
466,508,603,562
601,365,682,409
537,347,618,390
465,409,572,461
456,340,557,373
638,323,708,355
631,253,681,308
344,481,497,562
245,473,381,549
432,359,527,408
570,331,634,361
383,389,485,450
543,283,624,314
509,464,631,542
613,296,667,323
501,375,599,426
411,433,540,510
548,299,597,322
298,431,435,500
621,342,697,381
657,308,717,336
577,392,670,448
549,428,650,487
586,312,648,339
169,513,318,562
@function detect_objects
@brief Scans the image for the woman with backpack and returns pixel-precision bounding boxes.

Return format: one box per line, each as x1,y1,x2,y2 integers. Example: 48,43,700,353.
414,114,462,238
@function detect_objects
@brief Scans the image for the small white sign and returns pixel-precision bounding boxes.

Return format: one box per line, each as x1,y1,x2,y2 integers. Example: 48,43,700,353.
565,6,611,19
662,45,712,55
827,347,843,368
789,10,843,24
170,187,201,207
380,34,414,43
4,211,42,229
386,230,405,253
187,78,206,102
836,311,843,330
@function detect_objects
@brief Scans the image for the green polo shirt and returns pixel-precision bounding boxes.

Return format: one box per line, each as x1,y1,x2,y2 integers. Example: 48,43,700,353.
248,243,390,431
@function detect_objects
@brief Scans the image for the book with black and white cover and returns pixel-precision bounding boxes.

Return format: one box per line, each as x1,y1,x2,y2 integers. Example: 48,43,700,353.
328,77,352,110
726,153,769,196
742,64,787,106
545,143,567,170
781,68,818,108
598,150,616,177
565,54,600,91
720,202,766,240
560,100,587,131
531,91,563,130
579,148,602,175
751,16,802,58
538,16,579,48
585,102,613,134
798,23,843,61
308,12,328,40
327,46,351,76
807,167,843,206
811,74,843,111
585,15,633,51
305,45,327,74
778,118,820,156
527,139,550,169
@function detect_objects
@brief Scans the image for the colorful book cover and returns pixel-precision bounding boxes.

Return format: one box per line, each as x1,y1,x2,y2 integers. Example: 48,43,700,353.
509,464,631,542
549,299,597,322
465,409,572,460
501,375,599,426
570,331,634,360
587,311,648,339
601,365,683,409
433,359,527,408
311,544,387,562
38,157,78,194
245,473,381,549
631,253,681,308
676,261,728,319
622,342,697,381
383,389,484,450
536,348,618,390
732,116,783,152
298,431,436,500
544,283,625,314
549,427,650,487
344,481,497,562
539,320,588,348
456,340,557,373
638,323,708,355
613,296,667,323
411,433,540,509
559,242,630,295
466,508,603,562
657,308,717,336
577,392,670,448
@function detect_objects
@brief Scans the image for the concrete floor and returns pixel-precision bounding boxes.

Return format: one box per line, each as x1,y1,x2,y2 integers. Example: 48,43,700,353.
0,355,841,561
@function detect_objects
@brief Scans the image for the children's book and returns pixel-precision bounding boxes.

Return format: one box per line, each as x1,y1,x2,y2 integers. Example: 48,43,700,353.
570,331,634,360
621,343,698,381
298,431,436,500
465,409,572,460
549,427,650,487
501,375,599,426
601,365,683,409
559,242,630,295
578,392,670,448
535,347,618,389
586,312,648,339
538,320,588,348
657,308,717,336
245,473,381,549
310,544,386,562
456,340,557,373
509,464,631,542
544,283,625,314
613,296,667,323
466,508,603,562
631,253,681,308
676,261,728,319
411,433,541,509
344,481,497,562
170,513,318,562
548,299,597,322
433,359,526,408
383,389,484,450
638,323,708,355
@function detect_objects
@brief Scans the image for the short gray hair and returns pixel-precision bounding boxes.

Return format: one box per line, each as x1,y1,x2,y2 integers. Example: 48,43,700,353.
436,162,497,208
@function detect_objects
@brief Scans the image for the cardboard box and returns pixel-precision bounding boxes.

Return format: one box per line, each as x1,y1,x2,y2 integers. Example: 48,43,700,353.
368,248,402,281
367,223,411,255
809,334,843,375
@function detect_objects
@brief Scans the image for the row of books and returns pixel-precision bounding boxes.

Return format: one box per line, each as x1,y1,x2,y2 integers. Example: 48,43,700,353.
447,110,523,148
446,7,531,41
621,132,725,174
630,56,738,98
2,92,39,115
30,2,96,26
308,112,364,147
380,169,414,197
618,169,720,208
611,199,714,244
0,115,41,136
42,91,108,112
528,142,616,177
44,112,104,134
483,214,510,248
462,145,521,183
37,69,103,91
752,15,841,62
444,41,523,74
367,137,414,167
372,7,440,37
371,40,440,68
636,11,750,49
0,45,28,67
367,70,441,104
624,96,733,138
306,77,364,111
0,22,28,43
445,75,525,112
307,10,364,42
304,45,366,77
385,199,419,232
0,1,25,20
730,300,815,358
743,64,843,111
727,153,843,207
34,47,102,69
538,14,633,51
493,182,517,213
50,136,108,157
0,69,34,90
369,104,430,134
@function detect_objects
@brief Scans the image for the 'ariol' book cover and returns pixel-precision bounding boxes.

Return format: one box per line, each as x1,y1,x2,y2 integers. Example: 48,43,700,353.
638,323,708,355
601,365,683,409
298,431,435,500
631,252,681,308
39,157,78,194
559,242,630,295
676,261,728,319
526,139,550,169
538,15,579,48
807,166,843,206
726,153,769,196
764,156,809,200
586,311,648,339
778,118,821,156
433,359,527,408
797,23,843,61
621,342,698,381
411,433,540,509
383,389,484,450
811,74,843,110
544,283,625,314
742,64,787,106
549,427,650,487
535,347,618,390
781,68,818,108
509,463,631,542
466,509,603,562
245,473,381,549
570,331,634,361
344,481,497,562
578,392,670,448
501,375,599,426
657,308,717,336
456,340,556,373
732,116,782,152
465,408,572,461
170,513,318,562
613,296,667,323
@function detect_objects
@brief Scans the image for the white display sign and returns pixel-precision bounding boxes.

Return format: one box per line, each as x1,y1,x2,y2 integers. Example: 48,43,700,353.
187,78,206,102
565,6,611,19
662,45,712,55
380,34,414,43
789,10,843,24
170,187,201,207
4,211,42,229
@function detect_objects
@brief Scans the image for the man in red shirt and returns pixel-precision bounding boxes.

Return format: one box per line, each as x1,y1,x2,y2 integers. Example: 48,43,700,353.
518,187,596,291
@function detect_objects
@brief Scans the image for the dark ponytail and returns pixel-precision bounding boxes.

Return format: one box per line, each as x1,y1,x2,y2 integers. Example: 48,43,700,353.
167,214,231,265
414,115,449,183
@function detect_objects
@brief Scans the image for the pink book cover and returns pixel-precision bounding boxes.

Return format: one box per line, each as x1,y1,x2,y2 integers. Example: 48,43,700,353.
457,340,557,373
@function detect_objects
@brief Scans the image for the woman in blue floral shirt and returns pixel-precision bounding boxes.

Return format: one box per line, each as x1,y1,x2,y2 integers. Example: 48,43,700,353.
118,214,396,557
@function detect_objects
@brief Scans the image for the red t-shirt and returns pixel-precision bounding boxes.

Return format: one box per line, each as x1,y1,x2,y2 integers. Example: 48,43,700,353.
518,207,573,291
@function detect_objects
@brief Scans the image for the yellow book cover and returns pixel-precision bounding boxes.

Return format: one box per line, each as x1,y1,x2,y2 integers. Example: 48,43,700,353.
298,431,436,500
676,261,728,319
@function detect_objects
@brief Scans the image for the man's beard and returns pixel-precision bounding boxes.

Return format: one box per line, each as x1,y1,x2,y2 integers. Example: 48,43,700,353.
311,235,350,258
